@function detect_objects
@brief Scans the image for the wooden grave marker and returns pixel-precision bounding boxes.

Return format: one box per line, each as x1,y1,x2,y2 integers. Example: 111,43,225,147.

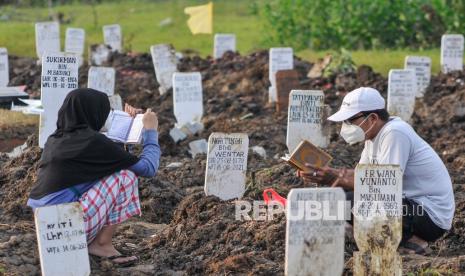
441,34,464,73
285,187,345,276
205,133,249,200
88,66,115,96
214,34,236,59
150,44,178,95
353,164,403,276
39,52,79,148
35,202,90,276
103,24,122,52
0,48,8,87
404,56,431,98
172,72,203,127
35,22,60,60
276,69,300,113
387,69,417,122
65,28,85,57
269,47,293,102
286,90,328,153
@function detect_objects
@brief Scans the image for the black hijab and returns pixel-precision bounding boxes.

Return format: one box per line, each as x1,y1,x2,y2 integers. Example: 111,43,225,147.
30,88,139,199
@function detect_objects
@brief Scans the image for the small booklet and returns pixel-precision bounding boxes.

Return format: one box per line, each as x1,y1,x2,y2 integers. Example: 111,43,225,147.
105,110,144,144
281,140,332,172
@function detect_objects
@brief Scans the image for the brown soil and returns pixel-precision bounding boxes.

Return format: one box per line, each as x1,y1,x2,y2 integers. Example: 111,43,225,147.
0,50,464,275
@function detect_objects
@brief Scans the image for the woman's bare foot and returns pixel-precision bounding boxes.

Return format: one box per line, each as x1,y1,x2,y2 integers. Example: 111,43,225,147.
88,242,137,264
87,225,137,265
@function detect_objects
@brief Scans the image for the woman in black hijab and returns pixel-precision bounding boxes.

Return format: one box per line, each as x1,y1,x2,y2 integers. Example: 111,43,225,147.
28,88,161,266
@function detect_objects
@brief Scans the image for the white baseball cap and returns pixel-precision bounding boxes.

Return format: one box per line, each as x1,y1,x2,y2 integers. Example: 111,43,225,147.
328,87,385,122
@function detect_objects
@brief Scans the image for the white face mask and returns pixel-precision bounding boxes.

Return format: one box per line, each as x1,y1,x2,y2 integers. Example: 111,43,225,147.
340,115,374,145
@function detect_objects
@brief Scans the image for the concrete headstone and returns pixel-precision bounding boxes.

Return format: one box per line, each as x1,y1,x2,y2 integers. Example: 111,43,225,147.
286,187,345,276
441,34,464,73
205,133,249,200
353,164,403,276
276,69,300,113
387,69,417,122
0,48,8,87
88,66,115,96
35,22,60,60
103,24,122,52
269,47,293,102
287,90,328,153
150,44,177,95
39,53,79,148
172,72,203,126
34,202,90,276
213,34,236,59
404,56,431,98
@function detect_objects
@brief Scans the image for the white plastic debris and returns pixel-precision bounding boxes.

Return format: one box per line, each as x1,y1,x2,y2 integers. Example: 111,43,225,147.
189,139,208,158
251,146,267,159
170,127,187,143
180,121,204,136
159,17,173,27
7,143,27,158
166,162,183,169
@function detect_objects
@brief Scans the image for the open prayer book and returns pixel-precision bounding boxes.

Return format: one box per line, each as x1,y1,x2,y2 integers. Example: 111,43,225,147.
105,110,144,144
281,140,332,172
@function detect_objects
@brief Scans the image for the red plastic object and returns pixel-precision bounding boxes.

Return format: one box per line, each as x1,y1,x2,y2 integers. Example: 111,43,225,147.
263,188,287,208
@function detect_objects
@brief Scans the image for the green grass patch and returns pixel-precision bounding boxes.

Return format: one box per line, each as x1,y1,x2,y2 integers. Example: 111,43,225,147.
0,0,460,76
299,49,443,77
0,0,263,57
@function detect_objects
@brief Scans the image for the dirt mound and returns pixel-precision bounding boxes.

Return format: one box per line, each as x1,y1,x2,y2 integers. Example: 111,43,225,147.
0,135,41,222
412,71,465,184
1,50,465,275
147,192,285,275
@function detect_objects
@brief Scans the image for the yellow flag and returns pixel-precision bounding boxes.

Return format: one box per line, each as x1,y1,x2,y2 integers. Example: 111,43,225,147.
184,2,213,35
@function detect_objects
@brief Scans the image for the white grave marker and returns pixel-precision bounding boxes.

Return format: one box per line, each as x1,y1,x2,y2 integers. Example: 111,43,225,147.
205,133,249,200
0,48,8,87
441,34,464,73
35,202,90,276
103,24,122,52
387,69,417,122
404,56,431,98
88,66,115,96
108,94,123,111
353,164,403,276
285,187,345,276
39,52,79,148
35,22,60,60
150,44,178,95
65,28,85,56
269,47,293,102
286,90,328,153
214,34,236,59
173,72,203,126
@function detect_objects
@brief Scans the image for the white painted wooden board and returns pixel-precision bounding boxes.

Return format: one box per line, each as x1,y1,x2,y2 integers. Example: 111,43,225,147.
34,202,90,276
441,34,464,73
387,69,417,121
172,72,203,126
35,22,60,60
39,52,79,148
204,133,249,200
286,90,328,153
285,187,345,276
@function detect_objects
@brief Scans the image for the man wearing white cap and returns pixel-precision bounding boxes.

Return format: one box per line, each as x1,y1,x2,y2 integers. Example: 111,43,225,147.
298,87,455,255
